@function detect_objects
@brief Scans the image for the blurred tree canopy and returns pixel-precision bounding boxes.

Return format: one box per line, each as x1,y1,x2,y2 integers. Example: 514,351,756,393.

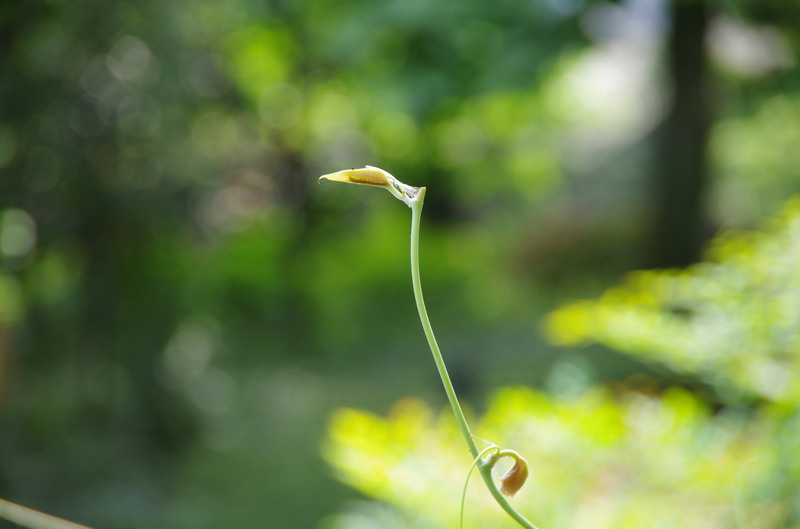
1,0,799,527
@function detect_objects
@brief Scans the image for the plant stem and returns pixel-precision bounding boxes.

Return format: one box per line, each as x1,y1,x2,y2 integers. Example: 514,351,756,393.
0,499,93,529
408,189,539,529
409,188,475,455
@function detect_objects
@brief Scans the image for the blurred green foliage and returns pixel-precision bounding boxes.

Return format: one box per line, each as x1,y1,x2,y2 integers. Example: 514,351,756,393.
544,197,800,405
713,96,800,223
1,0,800,527
325,388,800,529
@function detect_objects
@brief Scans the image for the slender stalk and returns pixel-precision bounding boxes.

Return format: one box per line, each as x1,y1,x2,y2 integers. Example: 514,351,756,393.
409,188,475,456
0,499,93,529
408,189,538,529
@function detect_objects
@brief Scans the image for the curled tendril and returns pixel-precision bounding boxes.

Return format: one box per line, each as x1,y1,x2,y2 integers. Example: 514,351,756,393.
461,444,530,528
496,450,530,497
482,448,530,497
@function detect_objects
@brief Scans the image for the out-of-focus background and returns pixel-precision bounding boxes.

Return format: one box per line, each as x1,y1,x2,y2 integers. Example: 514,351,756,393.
1,0,799,527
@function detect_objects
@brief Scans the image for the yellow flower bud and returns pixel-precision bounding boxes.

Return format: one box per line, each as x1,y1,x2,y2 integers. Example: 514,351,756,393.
318,166,421,207
318,167,390,186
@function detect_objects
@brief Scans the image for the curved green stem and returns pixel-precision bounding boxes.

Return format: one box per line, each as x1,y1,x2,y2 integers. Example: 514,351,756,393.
409,188,475,454
409,189,538,529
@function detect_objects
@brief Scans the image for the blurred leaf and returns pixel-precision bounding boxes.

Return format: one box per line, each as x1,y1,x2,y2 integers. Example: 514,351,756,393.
543,197,800,404
325,387,795,529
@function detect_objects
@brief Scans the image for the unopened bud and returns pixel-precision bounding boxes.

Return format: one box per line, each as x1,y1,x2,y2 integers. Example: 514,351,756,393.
498,451,529,497
318,166,421,207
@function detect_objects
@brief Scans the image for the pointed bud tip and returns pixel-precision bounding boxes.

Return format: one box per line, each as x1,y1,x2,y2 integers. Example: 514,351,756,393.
318,167,391,187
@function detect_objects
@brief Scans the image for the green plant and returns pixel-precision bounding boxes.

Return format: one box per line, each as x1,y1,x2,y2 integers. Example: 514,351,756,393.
319,166,538,528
